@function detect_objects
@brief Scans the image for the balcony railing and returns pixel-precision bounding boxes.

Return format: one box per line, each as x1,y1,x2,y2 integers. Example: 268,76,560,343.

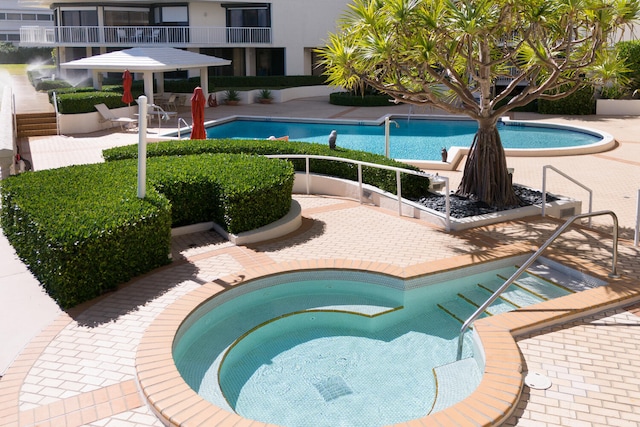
20,25,271,47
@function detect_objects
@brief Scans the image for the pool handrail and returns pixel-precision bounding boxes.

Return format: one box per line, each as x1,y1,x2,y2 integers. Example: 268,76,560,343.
265,154,451,231
177,117,191,139
456,210,619,360
542,165,593,226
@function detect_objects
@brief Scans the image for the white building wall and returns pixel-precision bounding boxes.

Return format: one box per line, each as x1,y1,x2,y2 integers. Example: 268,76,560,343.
188,2,226,28
270,0,347,75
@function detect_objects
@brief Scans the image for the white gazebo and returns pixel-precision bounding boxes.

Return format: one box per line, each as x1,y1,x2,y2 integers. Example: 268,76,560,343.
60,47,231,106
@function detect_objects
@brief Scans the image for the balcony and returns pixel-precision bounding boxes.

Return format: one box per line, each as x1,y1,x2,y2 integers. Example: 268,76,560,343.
20,25,272,47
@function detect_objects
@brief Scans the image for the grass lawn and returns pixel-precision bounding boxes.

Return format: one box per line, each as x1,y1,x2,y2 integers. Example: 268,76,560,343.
0,64,28,75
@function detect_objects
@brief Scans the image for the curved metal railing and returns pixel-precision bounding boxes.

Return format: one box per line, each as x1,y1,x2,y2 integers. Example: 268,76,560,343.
266,154,451,231
456,210,619,360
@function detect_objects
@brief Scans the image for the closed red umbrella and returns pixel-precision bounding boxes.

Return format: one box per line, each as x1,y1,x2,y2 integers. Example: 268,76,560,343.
122,69,133,105
191,86,206,140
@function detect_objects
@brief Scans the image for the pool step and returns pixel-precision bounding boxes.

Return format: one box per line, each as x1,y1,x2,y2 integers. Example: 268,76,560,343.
498,271,574,299
437,265,575,326
431,358,482,414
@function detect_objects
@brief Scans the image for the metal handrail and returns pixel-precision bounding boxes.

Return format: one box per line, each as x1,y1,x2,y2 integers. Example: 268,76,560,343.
542,165,593,226
456,210,619,360
265,154,451,231
635,189,639,247
52,91,60,135
177,117,191,139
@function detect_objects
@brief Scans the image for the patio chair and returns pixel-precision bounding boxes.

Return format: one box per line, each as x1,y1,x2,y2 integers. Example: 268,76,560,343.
160,94,177,111
94,103,137,130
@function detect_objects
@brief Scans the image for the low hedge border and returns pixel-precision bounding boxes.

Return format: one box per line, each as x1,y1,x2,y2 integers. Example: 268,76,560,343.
103,138,431,199
329,92,394,107
0,153,294,308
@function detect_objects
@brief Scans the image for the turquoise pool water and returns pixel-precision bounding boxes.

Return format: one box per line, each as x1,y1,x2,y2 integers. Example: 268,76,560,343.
173,262,577,427
202,118,602,161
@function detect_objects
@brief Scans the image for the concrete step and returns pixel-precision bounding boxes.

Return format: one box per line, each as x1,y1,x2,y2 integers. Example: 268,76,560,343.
16,113,58,138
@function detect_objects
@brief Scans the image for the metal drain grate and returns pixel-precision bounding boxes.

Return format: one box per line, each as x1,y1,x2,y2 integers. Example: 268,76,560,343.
313,376,353,401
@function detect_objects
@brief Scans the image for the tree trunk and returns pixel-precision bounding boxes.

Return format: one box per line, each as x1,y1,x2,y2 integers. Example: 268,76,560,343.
456,120,521,207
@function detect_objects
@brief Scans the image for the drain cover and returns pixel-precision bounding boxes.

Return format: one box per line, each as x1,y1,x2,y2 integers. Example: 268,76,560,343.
313,376,352,401
524,372,552,390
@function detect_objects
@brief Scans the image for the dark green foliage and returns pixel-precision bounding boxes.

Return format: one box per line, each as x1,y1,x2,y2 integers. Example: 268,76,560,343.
207,75,326,89
56,91,142,114
103,138,431,199
329,91,394,106
146,153,294,233
0,153,294,308
0,43,53,64
616,40,640,91
0,161,172,308
35,79,72,91
538,86,596,115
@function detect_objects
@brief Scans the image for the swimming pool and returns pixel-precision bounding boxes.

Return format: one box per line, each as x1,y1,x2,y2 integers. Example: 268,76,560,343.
198,116,605,161
172,258,597,427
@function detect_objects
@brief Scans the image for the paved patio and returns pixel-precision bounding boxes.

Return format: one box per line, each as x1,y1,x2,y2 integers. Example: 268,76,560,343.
1,74,639,426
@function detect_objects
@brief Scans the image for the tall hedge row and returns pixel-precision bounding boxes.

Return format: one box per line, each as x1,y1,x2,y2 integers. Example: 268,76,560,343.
0,161,171,308
102,138,432,199
0,154,294,308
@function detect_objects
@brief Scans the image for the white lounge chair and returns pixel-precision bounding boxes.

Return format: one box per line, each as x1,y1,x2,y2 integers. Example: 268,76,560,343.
94,103,138,130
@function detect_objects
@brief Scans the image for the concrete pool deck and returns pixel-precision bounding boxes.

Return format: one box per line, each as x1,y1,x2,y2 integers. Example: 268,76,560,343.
1,74,640,426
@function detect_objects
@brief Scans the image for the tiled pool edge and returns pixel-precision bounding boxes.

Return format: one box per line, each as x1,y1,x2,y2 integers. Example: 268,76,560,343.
136,245,640,427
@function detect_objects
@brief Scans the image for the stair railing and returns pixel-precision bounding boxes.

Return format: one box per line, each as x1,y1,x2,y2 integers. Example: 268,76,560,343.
177,117,191,139
52,91,60,135
456,210,619,360
542,165,593,226
635,189,639,247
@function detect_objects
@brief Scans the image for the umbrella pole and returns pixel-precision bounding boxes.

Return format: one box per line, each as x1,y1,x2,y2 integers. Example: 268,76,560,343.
137,95,148,199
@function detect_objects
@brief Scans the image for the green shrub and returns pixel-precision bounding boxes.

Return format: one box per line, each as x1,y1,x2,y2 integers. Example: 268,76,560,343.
147,153,294,233
329,91,394,107
0,161,172,308
35,79,72,92
55,91,141,114
103,138,431,199
0,43,53,64
0,153,294,308
616,40,640,92
538,86,595,115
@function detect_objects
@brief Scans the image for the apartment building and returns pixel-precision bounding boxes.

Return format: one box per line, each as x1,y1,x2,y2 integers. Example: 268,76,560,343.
0,0,52,45
19,0,349,77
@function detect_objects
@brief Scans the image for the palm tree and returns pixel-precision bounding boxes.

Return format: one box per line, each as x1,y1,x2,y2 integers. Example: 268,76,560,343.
319,0,640,207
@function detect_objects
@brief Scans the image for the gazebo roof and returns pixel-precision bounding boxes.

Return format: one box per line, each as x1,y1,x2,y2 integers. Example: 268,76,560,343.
60,47,231,72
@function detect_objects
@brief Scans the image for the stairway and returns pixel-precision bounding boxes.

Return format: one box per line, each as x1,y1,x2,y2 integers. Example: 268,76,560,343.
437,266,575,327
15,112,58,138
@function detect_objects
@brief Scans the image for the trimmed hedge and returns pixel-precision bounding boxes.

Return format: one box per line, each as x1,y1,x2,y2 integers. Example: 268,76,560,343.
103,138,431,199
329,91,394,107
0,153,294,308
538,86,596,115
55,90,144,114
0,161,172,308
616,40,640,91
147,153,294,232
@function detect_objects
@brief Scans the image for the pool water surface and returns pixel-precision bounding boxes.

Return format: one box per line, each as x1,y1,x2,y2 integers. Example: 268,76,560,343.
172,259,600,427
202,117,603,161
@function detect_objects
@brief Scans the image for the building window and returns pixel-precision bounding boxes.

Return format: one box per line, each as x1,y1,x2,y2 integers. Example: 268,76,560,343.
37,14,53,21
223,3,270,28
61,9,98,27
103,8,149,26
7,13,21,20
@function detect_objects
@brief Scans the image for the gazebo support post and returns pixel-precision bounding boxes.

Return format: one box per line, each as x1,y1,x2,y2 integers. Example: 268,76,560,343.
143,72,154,106
200,67,209,105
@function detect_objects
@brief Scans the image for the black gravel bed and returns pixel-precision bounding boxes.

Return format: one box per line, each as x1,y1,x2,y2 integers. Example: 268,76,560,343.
412,185,559,219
